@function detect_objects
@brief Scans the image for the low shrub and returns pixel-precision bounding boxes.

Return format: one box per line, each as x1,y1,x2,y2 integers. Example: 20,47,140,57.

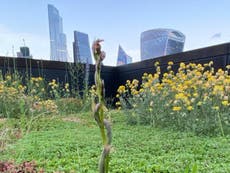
55,97,83,114
117,61,230,135
0,72,80,118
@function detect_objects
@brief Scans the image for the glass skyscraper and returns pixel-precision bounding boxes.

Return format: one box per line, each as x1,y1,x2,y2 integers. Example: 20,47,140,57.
117,45,132,66
73,31,92,64
141,29,185,60
48,4,68,62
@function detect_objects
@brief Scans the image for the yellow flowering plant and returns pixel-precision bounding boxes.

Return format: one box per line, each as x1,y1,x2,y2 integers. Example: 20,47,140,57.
117,61,230,135
0,72,31,118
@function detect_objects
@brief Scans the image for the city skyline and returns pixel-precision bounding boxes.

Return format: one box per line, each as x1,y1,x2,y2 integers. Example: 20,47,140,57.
0,0,230,66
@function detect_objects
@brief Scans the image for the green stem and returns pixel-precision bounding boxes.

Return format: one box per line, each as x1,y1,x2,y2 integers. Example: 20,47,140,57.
217,112,224,136
100,125,106,145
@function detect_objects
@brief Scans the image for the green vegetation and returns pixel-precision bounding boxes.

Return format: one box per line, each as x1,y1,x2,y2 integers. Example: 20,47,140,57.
1,111,230,172
1,59,230,172
117,62,230,136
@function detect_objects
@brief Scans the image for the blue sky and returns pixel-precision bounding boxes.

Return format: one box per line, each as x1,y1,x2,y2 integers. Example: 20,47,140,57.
0,0,230,66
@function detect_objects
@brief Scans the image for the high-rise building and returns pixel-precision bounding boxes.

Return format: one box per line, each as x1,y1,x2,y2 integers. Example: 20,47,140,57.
48,4,68,62
141,29,185,60
20,47,30,57
17,46,32,58
117,45,132,66
73,31,92,64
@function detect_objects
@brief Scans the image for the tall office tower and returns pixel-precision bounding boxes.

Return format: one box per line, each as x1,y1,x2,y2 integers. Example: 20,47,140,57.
117,45,132,66
73,31,92,64
141,29,185,60
48,4,67,62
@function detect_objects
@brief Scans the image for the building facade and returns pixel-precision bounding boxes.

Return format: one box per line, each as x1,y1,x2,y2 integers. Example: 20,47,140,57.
17,46,32,58
141,29,185,61
48,4,68,62
117,45,132,66
73,31,92,64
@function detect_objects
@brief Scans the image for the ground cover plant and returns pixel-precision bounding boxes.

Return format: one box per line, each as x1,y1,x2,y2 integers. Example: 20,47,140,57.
116,61,230,136
1,111,230,172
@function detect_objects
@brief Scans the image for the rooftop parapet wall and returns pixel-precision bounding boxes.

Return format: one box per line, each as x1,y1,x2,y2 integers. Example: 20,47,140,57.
0,43,230,97
116,43,230,87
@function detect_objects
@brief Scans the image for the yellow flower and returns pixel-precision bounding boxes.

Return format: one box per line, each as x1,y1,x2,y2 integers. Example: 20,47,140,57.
126,80,131,85
115,102,121,106
167,65,172,70
163,73,168,78
143,73,148,77
203,63,209,67
154,61,159,66
65,83,69,89
6,75,11,80
117,85,126,94
132,79,139,85
193,93,198,97
132,104,137,108
221,100,229,106
131,89,138,95
187,106,193,111
212,106,219,110
213,85,224,95
175,93,186,100
168,61,174,65
217,68,224,74
180,62,186,69
18,85,24,91
172,106,182,111
143,82,151,88
156,66,161,74
226,65,230,69
139,88,144,93
38,77,43,81
197,101,202,106
209,61,213,66
154,73,159,79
